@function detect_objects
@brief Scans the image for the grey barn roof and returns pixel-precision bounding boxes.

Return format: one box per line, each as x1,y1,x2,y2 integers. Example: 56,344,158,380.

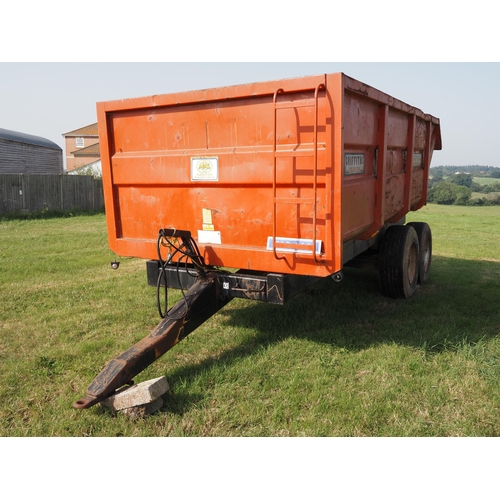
0,128,61,150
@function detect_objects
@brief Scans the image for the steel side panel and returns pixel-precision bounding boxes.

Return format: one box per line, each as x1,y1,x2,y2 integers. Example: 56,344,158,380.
99,73,441,277
340,75,441,240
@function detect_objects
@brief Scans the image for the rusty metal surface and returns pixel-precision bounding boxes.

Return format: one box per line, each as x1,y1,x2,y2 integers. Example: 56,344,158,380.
73,272,231,409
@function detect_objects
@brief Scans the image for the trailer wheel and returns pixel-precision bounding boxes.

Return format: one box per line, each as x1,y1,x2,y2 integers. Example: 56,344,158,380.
379,225,419,299
407,222,432,284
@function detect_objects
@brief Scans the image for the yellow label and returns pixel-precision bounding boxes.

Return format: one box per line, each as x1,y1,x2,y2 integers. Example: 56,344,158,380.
202,208,213,225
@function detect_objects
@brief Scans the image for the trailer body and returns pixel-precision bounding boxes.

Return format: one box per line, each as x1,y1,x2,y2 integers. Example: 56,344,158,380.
73,73,441,409
97,73,441,279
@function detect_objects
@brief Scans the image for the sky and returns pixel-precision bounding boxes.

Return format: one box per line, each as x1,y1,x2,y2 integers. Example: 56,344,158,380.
1,62,499,171
1,1,499,172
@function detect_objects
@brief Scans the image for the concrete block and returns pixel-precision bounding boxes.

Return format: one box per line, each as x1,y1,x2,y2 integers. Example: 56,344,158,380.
101,376,169,412
120,397,164,419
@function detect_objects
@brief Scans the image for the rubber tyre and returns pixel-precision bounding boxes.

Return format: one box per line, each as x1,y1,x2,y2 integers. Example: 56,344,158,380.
379,225,420,299
407,222,432,284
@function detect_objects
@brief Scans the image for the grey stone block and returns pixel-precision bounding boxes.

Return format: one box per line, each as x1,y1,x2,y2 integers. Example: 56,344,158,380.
120,397,164,419
101,376,169,412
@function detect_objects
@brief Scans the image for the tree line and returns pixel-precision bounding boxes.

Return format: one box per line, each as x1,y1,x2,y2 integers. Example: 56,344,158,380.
431,165,500,177
428,167,500,206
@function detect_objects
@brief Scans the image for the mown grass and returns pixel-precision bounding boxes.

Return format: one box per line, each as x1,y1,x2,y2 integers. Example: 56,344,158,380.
472,177,499,186
1,205,499,436
471,177,500,202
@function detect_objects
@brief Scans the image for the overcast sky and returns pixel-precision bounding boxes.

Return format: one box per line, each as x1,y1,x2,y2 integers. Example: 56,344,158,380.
1,3,499,173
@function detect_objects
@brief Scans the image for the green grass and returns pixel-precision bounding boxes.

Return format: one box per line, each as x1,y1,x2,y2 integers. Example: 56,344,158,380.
472,177,499,186
471,191,500,201
1,206,500,436
471,177,500,202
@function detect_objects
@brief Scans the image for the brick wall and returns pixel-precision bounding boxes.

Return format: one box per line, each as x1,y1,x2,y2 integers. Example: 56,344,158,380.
65,136,99,171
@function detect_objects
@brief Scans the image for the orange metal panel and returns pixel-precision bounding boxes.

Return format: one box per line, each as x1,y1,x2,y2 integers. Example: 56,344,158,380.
98,73,441,278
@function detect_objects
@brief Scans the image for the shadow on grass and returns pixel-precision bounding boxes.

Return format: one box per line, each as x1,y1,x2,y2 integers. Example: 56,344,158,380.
160,255,500,414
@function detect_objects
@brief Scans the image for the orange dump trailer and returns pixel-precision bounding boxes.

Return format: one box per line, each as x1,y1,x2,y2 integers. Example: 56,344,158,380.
74,73,441,409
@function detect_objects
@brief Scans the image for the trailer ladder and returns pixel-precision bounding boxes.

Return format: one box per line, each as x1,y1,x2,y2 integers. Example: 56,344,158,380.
272,83,325,262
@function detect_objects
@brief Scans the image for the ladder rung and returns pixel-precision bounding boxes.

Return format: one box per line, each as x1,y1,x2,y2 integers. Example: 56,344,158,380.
274,197,315,204
275,150,315,158
275,99,315,110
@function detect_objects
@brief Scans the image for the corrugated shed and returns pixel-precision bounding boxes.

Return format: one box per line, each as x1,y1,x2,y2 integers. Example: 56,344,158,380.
0,128,61,149
0,127,63,175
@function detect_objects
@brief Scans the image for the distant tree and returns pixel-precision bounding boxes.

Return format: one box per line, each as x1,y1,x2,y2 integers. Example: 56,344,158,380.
470,181,483,193
428,171,444,189
489,193,500,204
70,165,102,179
431,166,500,177
428,182,457,205
454,185,472,205
428,181,472,205
449,173,473,188
481,182,500,194
430,169,443,179
468,197,485,206
430,167,445,178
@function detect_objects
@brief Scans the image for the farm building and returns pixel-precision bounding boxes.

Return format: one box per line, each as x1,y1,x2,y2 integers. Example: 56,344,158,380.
63,123,100,172
0,128,63,174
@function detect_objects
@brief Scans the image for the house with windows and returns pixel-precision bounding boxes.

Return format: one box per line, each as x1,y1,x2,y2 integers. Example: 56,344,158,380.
62,123,100,172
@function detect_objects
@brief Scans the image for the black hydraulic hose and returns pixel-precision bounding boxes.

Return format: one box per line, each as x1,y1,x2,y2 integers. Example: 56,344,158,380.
156,232,170,318
156,229,207,319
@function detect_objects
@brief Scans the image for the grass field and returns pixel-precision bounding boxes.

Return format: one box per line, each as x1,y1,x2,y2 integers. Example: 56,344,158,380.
471,177,500,201
472,176,500,186
1,205,500,437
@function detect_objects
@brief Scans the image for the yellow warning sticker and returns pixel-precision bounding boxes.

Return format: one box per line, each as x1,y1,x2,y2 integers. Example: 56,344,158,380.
202,208,213,226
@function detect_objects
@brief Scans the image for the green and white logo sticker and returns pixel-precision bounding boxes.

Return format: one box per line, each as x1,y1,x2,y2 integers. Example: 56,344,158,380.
191,156,219,181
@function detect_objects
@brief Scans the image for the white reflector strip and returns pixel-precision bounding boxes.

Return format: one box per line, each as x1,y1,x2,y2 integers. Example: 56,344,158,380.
266,236,322,255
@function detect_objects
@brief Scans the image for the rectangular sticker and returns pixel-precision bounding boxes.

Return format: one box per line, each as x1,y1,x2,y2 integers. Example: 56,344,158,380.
412,152,424,168
191,157,219,181
344,153,365,176
198,230,221,245
202,208,214,231
202,208,213,225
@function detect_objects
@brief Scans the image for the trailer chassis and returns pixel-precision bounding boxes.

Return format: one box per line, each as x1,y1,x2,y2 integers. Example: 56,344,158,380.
73,229,330,409
73,218,427,410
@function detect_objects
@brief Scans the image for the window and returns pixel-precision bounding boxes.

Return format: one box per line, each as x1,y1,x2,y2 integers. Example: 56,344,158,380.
76,137,84,148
